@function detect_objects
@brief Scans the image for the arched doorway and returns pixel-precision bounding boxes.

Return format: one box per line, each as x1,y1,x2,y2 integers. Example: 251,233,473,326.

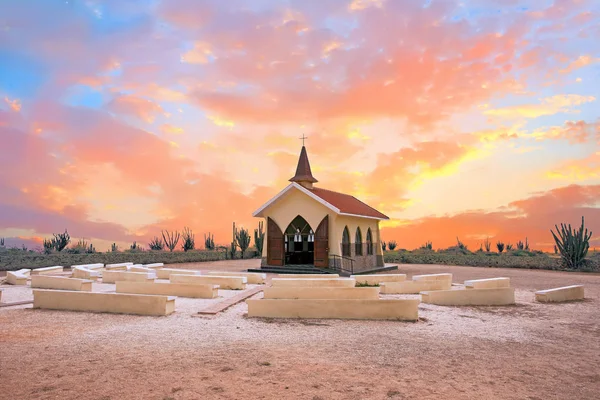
285,215,314,265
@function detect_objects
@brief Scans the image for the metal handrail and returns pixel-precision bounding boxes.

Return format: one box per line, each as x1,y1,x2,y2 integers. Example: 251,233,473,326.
330,254,354,275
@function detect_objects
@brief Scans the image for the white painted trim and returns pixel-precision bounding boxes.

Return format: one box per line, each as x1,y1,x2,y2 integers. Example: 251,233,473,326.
338,212,389,221
252,182,389,220
252,183,340,217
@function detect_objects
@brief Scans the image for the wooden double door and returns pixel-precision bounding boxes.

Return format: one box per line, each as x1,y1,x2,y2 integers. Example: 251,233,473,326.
267,215,329,268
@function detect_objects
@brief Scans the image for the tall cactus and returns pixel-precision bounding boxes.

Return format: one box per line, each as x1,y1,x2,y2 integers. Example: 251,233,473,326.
236,226,251,259
254,221,265,256
204,232,215,250
229,222,238,259
551,216,592,269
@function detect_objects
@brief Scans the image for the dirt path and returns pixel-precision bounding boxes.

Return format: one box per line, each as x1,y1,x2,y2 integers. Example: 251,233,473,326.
1,261,598,399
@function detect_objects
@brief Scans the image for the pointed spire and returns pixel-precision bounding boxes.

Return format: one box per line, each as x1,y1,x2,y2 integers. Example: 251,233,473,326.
289,145,318,185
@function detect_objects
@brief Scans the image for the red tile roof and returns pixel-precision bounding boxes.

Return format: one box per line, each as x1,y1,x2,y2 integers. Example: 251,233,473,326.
308,187,389,220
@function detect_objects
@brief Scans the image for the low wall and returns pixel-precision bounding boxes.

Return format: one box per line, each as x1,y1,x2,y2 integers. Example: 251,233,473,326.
380,280,450,294
247,299,419,321
129,266,154,273
31,266,64,275
116,281,219,299
102,271,156,284
7,269,30,285
535,285,584,302
351,274,406,285
263,287,380,300
464,277,510,289
206,271,266,284
282,274,340,279
72,267,99,281
31,276,92,291
156,268,202,280
33,290,175,316
170,274,247,290
271,278,356,288
71,263,104,270
421,288,515,306
412,273,452,282
144,263,164,269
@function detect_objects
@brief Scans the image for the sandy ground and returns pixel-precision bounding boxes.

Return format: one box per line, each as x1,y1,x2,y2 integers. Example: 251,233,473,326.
1,260,599,400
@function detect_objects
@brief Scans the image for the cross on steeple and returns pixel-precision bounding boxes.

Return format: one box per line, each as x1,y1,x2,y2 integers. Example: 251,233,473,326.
299,134,308,146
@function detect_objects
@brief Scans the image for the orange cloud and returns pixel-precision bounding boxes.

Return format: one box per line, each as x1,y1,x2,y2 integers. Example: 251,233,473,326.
4,97,21,112
107,95,164,123
484,95,596,119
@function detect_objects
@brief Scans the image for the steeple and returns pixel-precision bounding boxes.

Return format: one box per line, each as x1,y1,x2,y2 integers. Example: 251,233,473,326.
289,145,318,189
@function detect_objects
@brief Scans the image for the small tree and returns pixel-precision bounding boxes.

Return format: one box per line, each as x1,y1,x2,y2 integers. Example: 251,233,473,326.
381,241,387,251
204,232,215,250
148,236,164,251
254,221,265,256
181,227,195,252
496,241,505,253
162,230,180,252
236,227,251,259
551,216,592,269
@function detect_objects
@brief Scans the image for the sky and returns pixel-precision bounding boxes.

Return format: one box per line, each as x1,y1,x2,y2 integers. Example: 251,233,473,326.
0,0,599,252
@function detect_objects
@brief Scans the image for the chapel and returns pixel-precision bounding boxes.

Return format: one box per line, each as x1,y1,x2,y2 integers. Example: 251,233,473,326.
252,144,389,273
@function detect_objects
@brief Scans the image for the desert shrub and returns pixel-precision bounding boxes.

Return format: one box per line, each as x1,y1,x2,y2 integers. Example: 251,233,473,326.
162,230,180,252
148,237,164,251
181,227,195,252
388,240,397,251
355,281,379,287
381,241,387,251
496,241,505,253
551,216,592,270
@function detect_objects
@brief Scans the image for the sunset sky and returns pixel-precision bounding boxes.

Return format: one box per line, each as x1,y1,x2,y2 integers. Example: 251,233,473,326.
1,0,599,252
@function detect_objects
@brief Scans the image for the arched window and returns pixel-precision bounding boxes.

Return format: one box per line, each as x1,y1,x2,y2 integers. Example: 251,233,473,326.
366,228,373,255
342,226,350,257
355,227,363,256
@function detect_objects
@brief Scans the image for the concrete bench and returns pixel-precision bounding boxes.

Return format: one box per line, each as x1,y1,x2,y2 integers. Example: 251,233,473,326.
271,278,356,288
263,287,380,300
31,266,64,275
412,273,452,282
7,269,31,285
535,285,584,302
31,276,93,291
156,268,202,279
102,271,156,284
105,262,133,271
380,280,450,294
71,263,104,271
116,281,219,299
72,266,100,281
33,290,175,316
206,271,266,284
421,288,515,306
351,274,407,286
144,263,164,269
170,274,247,290
247,299,419,321
281,274,340,279
464,277,510,289
128,265,154,273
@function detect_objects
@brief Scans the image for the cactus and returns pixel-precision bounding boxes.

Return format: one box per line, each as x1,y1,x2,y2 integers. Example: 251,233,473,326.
111,243,119,252
254,221,265,256
484,237,491,252
554,244,558,254
525,237,529,251
388,240,397,251
43,238,54,254
204,232,215,250
0,238,4,247
381,241,387,251
149,236,164,251
162,230,180,252
496,241,505,253
506,243,513,251
130,241,139,250
52,229,71,252
551,216,592,269
516,240,524,250
456,237,468,250
236,227,251,259
181,227,195,252
420,241,433,250
86,243,95,254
